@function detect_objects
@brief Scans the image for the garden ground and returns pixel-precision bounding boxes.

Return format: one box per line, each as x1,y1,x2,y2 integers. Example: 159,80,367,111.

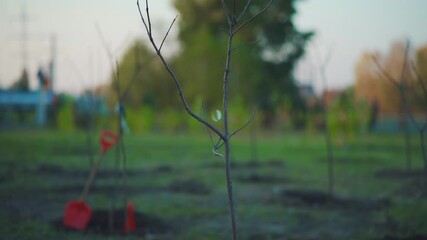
1,130,427,239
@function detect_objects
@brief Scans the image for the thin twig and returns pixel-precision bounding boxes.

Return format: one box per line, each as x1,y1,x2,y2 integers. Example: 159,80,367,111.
372,56,399,87
214,139,225,150
233,0,236,18
95,23,115,71
230,110,256,138
411,61,427,101
159,15,178,52
115,60,121,96
136,0,225,140
120,50,146,102
398,40,410,85
233,0,273,35
145,0,152,34
212,148,225,159
136,0,150,33
237,0,252,22
219,0,232,25
231,39,261,52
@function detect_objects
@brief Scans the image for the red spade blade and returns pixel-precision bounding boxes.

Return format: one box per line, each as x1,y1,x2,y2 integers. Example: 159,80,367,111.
63,200,93,230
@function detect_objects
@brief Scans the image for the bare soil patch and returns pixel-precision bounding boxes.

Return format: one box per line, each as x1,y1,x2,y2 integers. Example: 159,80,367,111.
272,189,390,211
375,168,425,179
167,179,211,195
237,173,288,184
52,209,174,236
206,159,285,169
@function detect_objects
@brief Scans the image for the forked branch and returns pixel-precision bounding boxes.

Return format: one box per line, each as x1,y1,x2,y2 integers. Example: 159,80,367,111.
230,111,256,138
136,0,224,140
232,0,273,35
372,56,399,87
411,61,427,101
372,41,410,88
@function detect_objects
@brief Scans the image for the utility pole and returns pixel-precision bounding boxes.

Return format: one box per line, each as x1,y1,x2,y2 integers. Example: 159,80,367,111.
21,3,28,72
49,34,56,91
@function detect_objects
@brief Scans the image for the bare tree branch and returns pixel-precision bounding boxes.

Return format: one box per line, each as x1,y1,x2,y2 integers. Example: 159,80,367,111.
219,0,232,25
237,0,252,22
372,56,399,87
159,15,178,52
136,0,150,35
145,0,152,34
411,61,427,102
233,0,272,35
95,23,115,70
233,0,236,18
398,40,410,85
96,23,141,102
115,60,121,95
231,39,261,52
120,50,152,102
212,148,225,159
230,110,256,138
136,0,225,140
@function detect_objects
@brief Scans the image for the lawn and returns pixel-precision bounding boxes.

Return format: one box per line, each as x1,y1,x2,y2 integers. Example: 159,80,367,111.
0,130,426,240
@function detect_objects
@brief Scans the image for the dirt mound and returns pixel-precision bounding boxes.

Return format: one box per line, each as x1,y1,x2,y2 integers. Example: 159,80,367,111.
375,168,424,179
237,173,287,183
51,184,160,195
381,235,427,240
167,179,211,195
273,189,389,211
35,163,173,178
52,209,174,236
206,159,285,169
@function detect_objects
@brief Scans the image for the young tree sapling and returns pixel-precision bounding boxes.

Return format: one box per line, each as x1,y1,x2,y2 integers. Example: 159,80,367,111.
136,0,272,239
372,40,413,171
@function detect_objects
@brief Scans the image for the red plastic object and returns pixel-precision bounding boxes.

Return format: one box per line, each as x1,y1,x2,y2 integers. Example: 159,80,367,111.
100,130,119,154
124,202,136,233
63,200,93,230
62,130,118,231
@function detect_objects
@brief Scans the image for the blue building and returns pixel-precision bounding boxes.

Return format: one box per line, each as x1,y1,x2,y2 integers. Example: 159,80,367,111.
0,67,56,127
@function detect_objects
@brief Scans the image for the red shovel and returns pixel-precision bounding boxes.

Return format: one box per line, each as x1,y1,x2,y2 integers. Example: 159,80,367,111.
63,130,119,230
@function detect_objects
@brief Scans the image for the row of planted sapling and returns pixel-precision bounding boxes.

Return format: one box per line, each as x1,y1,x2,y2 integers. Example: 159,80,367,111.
373,40,427,182
61,0,273,237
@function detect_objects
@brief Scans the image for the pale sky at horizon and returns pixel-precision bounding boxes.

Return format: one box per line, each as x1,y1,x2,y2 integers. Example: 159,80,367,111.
0,0,426,95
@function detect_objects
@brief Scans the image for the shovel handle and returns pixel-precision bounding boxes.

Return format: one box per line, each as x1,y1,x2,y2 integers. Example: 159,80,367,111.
81,130,119,200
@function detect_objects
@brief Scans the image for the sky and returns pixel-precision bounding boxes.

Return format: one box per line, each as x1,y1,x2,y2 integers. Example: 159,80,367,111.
0,0,426,95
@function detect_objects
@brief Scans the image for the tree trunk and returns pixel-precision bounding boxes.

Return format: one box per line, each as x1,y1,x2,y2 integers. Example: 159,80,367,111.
224,139,237,240
420,130,427,177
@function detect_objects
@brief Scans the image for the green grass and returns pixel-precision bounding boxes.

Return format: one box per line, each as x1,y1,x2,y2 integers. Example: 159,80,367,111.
0,129,426,239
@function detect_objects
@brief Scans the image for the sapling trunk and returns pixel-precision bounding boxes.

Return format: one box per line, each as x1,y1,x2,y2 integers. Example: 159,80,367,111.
325,118,334,196
223,28,237,239
419,129,427,177
318,48,334,197
400,87,413,171
373,41,413,172
410,62,427,185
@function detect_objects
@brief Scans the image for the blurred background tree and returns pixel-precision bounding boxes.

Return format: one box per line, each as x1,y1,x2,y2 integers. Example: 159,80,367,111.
10,69,30,92
172,0,314,128
354,41,427,116
101,0,313,132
